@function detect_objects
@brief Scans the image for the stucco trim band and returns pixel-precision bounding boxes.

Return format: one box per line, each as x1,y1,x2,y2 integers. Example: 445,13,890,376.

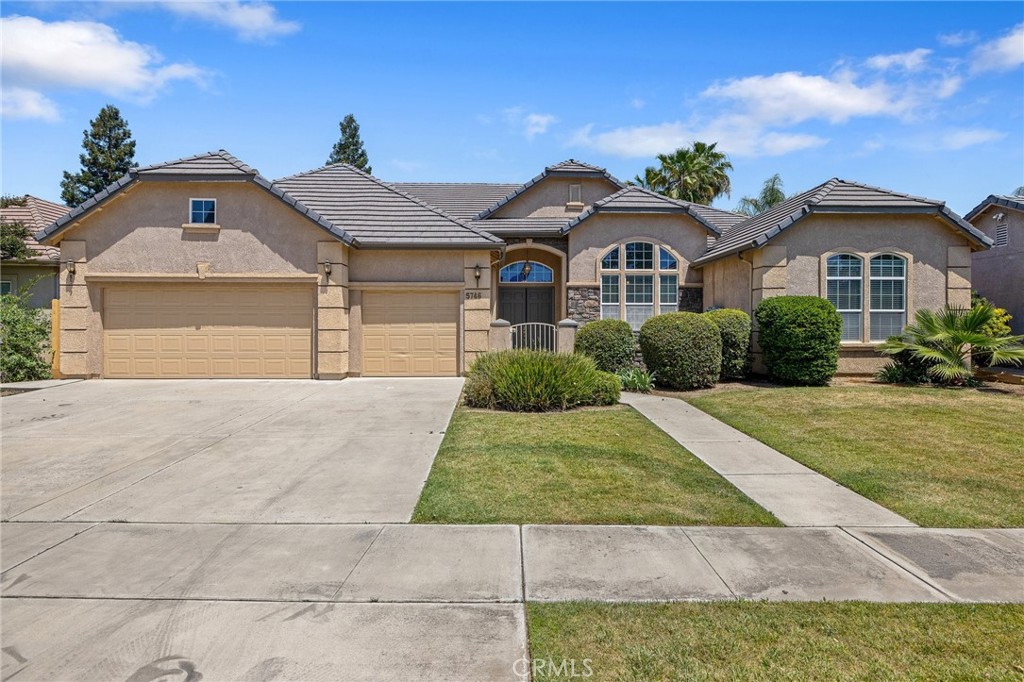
85,273,320,283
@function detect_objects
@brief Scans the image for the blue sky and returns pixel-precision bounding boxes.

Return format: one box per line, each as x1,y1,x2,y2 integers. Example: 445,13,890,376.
2,1,1022,215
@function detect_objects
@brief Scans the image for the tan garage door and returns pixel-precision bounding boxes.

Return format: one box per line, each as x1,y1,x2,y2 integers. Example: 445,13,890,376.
103,284,313,378
362,290,459,376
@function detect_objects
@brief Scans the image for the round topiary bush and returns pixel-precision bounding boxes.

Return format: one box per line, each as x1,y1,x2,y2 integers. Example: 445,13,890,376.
638,312,722,390
575,319,636,373
754,296,842,386
464,350,619,411
704,308,752,379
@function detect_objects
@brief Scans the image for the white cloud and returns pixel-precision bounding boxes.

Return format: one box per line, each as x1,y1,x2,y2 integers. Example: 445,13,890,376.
503,107,557,139
1,87,59,122
160,1,299,42
0,15,207,120
865,48,932,72
970,24,1024,73
939,128,1006,150
630,98,646,110
702,71,915,125
938,30,978,48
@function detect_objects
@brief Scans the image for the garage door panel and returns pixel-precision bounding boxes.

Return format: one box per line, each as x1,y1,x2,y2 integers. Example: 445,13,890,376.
361,291,459,377
103,285,312,379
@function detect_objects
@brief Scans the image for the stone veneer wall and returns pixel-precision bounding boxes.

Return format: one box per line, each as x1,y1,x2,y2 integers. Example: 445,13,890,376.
567,286,600,323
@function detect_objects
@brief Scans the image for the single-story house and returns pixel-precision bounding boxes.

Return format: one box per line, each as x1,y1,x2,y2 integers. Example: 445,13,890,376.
36,150,990,379
1,195,64,307
964,195,1024,334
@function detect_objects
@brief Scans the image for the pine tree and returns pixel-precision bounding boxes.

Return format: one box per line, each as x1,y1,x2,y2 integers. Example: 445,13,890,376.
327,114,372,173
60,105,138,207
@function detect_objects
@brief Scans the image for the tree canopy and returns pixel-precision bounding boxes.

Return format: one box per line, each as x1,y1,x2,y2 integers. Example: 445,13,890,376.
328,114,372,173
60,105,137,207
1,220,32,261
630,142,733,205
736,174,787,216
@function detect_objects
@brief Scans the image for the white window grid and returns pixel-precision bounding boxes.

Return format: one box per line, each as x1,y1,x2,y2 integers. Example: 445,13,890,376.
869,255,907,342
826,255,863,342
600,242,680,329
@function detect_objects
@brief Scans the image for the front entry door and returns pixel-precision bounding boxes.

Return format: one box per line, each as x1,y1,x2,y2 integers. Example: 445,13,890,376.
499,286,555,326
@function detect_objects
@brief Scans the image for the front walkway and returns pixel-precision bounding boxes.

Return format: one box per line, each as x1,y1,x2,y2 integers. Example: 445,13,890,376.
621,393,915,527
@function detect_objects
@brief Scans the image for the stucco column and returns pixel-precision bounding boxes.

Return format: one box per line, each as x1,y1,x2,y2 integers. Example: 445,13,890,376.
56,240,91,378
489,319,511,351
557,319,578,354
316,242,349,379
463,252,494,368
947,246,972,308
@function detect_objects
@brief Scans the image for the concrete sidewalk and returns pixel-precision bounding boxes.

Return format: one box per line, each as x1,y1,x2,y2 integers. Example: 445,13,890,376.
621,393,915,527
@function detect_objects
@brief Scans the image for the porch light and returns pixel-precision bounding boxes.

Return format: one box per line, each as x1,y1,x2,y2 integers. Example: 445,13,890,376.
522,261,532,278
323,260,332,275
474,264,482,284
66,260,76,274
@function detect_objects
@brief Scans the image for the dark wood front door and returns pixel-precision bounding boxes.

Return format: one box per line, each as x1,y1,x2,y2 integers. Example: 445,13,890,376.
499,286,555,326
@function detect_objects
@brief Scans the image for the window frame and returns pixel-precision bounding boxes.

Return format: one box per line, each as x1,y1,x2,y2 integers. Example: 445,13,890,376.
825,253,864,344
498,261,554,284
188,197,217,226
599,241,681,330
0,279,13,295
869,254,907,342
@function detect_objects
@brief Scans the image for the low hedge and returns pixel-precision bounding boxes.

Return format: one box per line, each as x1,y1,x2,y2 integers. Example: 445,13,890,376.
704,308,751,379
638,312,722,390
464,350,619,412
754,296,841,386
575,319,636,373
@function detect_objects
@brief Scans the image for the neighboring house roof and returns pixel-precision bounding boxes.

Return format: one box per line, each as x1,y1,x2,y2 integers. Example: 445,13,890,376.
391,183,521,219
275,164,502,248
474,159,624,219
1,195,65,262
562,185,742,236
36,150,354,246
693,178,992,265
963,194,1024,222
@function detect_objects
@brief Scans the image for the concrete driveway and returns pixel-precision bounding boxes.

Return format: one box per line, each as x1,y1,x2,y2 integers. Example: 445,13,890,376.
2,378,463,523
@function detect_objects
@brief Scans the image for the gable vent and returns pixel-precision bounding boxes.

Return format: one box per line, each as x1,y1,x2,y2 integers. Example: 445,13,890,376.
995,224,1008,247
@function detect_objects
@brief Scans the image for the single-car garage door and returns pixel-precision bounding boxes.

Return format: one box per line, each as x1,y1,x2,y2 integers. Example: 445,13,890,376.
103,284,313,378
362,290,459,376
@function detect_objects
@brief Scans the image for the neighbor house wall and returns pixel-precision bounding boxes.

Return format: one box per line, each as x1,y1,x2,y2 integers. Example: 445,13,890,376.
51,180,346,378
0,263,58,308
970,205,1024,334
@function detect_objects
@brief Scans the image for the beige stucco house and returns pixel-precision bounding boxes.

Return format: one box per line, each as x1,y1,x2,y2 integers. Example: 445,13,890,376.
965,195,1024,334
36,151,990,379
1,195,64,308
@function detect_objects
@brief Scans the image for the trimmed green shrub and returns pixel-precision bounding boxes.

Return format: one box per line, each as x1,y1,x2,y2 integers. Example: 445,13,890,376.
616,367,655,393
971,292,1014,367
704,308,751,379
464,350,619,412
1,291,52,383
754,296,841,386
876,342,934,385
638,312,722,390
575,319,636,373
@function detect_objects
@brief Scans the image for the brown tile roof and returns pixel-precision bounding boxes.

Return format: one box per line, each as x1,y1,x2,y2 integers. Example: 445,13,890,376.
473,159,623,219
562,185,743,236
964,194,1024,222
694,178,992,265
1,195,66,262
392,183,521,219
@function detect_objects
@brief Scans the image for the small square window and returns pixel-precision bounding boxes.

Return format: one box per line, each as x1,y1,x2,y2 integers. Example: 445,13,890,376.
190,199,216,224
625,242,653,270
0,280,12,295
568,184,582,205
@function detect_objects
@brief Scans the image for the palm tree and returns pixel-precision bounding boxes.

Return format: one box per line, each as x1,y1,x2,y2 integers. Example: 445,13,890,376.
633,142,733,205
881,304,1024,385
736,174,786,216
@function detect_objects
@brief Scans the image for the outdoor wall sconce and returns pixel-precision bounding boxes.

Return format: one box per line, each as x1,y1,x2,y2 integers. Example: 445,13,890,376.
66,260,76,274
474,264,482,284
522,261,532,278
323,260,332,275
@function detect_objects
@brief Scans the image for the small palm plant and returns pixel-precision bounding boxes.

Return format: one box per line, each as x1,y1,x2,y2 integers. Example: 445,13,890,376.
881,304,1024,385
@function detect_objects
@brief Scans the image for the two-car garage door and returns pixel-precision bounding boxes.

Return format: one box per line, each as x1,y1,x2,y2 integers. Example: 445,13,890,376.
103,284,313,378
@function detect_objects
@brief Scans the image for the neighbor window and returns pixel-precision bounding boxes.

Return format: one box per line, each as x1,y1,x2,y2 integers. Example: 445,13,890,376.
870,255,906,342
995,224,1008,247
826,254,863,342
600,241,680,330
0,280,12,295
190,198,216,224
568,184,582,205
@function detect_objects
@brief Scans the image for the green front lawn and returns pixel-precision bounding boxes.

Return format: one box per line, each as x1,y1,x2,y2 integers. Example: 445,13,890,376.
412,406,779,526
528,601,1024,681
687,386,1024,527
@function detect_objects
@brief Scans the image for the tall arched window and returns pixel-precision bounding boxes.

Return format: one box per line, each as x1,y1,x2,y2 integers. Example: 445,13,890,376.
499,261,554,283
870,255,906,341
826,254,863,342
600,242,679,330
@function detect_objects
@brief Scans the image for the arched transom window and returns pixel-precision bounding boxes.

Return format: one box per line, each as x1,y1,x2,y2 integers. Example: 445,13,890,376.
600,242,679,330
826,253,907,342
500,261,554,283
